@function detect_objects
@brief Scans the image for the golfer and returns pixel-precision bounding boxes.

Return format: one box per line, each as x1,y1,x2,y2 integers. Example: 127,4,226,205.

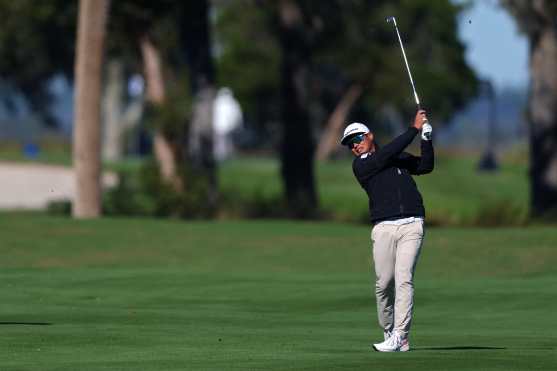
341,110,434,352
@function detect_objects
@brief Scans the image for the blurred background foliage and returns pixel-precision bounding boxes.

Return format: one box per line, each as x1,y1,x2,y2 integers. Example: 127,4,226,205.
216,0,478,132
0,0,551,225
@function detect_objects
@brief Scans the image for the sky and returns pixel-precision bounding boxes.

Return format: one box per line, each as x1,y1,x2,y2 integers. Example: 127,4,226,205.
456,0,528,90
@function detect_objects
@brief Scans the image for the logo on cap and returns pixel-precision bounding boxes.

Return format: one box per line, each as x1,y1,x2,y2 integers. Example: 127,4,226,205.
341,122,370,145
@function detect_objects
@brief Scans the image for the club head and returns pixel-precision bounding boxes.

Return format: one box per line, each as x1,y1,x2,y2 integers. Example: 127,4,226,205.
386,16,397,26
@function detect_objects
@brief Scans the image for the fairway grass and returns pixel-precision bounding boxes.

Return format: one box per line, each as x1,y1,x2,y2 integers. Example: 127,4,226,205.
219,154,529,225
0,214,556,370
0,151,528,225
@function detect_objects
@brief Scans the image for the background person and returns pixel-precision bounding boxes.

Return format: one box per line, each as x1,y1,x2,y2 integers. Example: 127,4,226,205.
340,110,434,352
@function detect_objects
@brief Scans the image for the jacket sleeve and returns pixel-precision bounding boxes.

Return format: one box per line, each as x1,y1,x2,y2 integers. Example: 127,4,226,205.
354,127,419,180
396,139,435,175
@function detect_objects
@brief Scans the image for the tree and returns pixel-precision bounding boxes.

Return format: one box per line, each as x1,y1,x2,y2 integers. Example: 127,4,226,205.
214,1,280,140
108,1,184,189
73,0,110,218
0,0,217,217
275,0,321,216
109,1,218,213
502,0,557,218
139,34,182,189
216,0,478,215
102,59,126,162
178,1,218,207
315,0,478,159
0,0,77,126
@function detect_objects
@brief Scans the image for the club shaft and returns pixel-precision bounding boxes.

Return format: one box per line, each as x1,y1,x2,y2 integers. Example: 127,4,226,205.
393,24,420,108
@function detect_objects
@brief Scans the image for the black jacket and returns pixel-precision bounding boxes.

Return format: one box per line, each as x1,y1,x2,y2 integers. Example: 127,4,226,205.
352,127,434,224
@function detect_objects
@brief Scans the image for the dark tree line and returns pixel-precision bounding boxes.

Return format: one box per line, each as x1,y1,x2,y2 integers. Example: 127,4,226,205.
0,0,508,219
217,0,478,217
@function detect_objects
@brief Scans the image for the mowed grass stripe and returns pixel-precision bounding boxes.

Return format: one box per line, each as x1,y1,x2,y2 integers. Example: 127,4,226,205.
1,214,555,277
0,214,556,370
0,269,555,370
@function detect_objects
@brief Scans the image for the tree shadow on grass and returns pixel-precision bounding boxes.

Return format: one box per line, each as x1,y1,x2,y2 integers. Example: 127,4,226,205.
0,322,52,326
414,346,506,351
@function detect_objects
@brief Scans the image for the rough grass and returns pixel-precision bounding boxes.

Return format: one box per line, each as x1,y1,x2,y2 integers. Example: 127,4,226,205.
220,153,529,225
0,140,72,166
0,213,555,370
0,142,529,225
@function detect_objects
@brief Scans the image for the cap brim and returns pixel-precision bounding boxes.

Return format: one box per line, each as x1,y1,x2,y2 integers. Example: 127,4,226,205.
341,131,366,145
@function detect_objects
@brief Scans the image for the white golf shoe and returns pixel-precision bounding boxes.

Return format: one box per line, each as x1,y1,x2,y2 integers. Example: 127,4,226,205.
373,333,410,352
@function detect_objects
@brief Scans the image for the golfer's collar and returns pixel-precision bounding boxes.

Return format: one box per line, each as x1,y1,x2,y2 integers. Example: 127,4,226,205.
360,152,372,159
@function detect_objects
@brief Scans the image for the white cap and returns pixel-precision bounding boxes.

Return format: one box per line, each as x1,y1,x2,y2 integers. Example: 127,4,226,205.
340,122,370,145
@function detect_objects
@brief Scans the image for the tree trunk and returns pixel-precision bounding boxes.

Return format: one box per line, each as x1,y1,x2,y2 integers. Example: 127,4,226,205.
180,0,218,207
529,27,557,217
188,86,217,203
102,58,124,162
501,0,557,218
139,34,180,189
278,0,318,216
316,83,363,161
72,0,110,219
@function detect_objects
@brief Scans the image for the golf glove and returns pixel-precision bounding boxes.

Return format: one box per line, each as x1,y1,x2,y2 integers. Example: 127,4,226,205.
421,123,432,141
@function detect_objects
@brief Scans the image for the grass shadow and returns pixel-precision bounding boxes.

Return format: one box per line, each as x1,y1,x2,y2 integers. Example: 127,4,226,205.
414,346,506,351
0,322,52,326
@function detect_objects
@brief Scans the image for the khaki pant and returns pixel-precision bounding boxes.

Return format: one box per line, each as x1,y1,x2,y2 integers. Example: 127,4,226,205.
371,220,424,338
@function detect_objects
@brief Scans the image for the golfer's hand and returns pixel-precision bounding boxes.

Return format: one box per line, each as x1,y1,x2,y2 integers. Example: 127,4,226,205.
413,110,428,130
421,123,432,140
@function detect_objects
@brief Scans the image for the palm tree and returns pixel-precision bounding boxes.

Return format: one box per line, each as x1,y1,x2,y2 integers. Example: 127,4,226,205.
73,0,110,218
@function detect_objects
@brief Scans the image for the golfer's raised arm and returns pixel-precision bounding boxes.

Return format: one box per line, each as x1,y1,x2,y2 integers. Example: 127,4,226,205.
375,110,433,168
417,136,434,174
414,110,434,174
372,128,419,168
396,140,434,175
395,111,434,175
372,110,427,168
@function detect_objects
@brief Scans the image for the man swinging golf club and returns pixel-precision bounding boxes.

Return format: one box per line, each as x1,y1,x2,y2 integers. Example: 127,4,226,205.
340,15,435,352
341,110,434,352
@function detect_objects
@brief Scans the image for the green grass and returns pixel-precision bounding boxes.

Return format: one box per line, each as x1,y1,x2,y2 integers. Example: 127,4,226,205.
220,153,529,225
0,140,529,225
0,213,555,370
0,140,72,166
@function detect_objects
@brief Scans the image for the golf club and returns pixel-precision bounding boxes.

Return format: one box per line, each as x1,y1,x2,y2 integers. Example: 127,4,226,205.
386,16,421,109
386,16,430,138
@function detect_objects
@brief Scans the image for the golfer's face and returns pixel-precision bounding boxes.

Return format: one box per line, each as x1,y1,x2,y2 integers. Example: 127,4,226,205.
350,133,373,157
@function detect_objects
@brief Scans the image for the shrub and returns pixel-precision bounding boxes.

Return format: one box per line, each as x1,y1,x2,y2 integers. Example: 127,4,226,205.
470,199,529,227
